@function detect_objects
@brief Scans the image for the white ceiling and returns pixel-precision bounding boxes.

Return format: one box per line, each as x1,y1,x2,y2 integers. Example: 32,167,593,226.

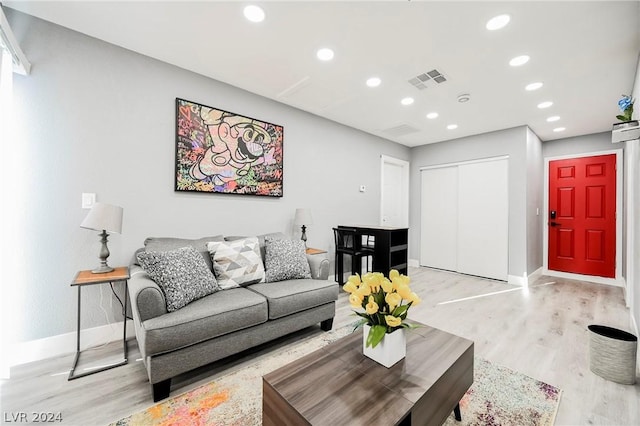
6,1,640,147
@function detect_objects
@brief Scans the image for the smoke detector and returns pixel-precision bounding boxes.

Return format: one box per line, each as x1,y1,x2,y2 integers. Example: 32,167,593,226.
457,94,471,103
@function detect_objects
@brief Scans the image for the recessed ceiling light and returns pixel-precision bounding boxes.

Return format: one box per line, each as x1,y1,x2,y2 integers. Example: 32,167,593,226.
447,124,458,130
525,82,543,91
366,77,381,88
553,127,566,132
537,101,553,109
243,5,265,23
486,14,510,31
509,55,530,67
426,112,439,119
546,116,560,122
401,97,414,106
457,94,471,103
316,48,334,61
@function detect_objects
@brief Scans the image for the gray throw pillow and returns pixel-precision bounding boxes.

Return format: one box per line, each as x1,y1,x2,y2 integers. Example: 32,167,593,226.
137,246,220,312
143,235,224,271
264,237,311,282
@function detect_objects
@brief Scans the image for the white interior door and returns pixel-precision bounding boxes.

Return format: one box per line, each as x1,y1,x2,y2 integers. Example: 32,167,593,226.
420,167,458,271
457,159,508,281
381,156,409,227
420,157,508,281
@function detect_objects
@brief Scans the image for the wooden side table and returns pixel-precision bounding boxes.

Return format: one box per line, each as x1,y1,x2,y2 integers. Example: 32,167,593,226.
68,266,130,380
305,247,327,255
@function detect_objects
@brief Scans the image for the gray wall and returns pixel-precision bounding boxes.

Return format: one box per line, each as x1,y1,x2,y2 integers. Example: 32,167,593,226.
526,128,543,274
7,10,409,342
409,126,530,279
541,131,616,158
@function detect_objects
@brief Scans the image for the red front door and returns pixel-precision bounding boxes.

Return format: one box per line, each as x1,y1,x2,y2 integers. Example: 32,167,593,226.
548,154,616,278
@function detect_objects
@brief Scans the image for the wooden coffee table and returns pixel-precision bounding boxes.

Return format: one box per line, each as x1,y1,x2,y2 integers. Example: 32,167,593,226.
263,322,474,426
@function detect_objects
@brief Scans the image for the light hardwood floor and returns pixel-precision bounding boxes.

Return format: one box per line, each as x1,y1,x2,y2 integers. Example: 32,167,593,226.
1,267,638,425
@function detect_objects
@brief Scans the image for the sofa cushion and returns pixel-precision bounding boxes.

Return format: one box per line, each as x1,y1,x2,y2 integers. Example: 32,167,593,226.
207,237,265,289
264,237,311,282
144,235,224,271
248,279,338,320
137,246,220,312
141,287,268,355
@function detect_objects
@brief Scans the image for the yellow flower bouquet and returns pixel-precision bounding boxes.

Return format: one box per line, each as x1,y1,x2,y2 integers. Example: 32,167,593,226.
343,269,421,349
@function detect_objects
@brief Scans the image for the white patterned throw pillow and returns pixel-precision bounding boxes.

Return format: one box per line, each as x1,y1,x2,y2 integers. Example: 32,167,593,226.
207,237,266,289
136,246,220,312
264,237,312,282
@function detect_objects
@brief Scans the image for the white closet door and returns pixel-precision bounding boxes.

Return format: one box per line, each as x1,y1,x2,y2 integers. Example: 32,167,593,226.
457,159,508,281
420,166,458,271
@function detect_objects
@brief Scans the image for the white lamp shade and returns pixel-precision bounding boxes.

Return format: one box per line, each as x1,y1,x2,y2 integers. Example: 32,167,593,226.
294,208,313,226
80,202,123,234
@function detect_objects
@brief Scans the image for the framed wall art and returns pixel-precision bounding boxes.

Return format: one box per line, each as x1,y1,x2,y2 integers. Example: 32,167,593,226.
175,98,284,197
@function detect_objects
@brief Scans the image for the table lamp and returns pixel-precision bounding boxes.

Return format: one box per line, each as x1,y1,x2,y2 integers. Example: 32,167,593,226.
80,202,123,274
294,208,313,245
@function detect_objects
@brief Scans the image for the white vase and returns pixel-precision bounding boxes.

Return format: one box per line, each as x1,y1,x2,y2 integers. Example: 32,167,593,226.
362,324,406,368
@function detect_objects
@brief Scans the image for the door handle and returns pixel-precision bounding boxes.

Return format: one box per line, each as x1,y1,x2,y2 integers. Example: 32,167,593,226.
549,222,561,227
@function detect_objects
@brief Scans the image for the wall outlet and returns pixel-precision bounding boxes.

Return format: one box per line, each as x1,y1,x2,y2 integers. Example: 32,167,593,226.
82,193,96,209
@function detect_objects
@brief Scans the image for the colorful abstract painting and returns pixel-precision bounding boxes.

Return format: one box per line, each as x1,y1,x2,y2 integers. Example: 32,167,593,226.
175,98,284,197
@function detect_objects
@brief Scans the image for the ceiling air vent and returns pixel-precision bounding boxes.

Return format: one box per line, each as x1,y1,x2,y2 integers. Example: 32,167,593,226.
408,69,447,90
381,124,420,137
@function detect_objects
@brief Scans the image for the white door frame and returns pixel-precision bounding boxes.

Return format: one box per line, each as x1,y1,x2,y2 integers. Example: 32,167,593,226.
543,149,624,287
380,155,409,227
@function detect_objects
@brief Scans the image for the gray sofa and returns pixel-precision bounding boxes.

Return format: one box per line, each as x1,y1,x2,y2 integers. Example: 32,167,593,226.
128,233,338,401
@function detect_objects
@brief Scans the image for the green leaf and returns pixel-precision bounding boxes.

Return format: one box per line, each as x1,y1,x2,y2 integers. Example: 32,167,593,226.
374,289,385,306
403,322,423,329
351,318,369,332
366,324,387,348
392,304,410,317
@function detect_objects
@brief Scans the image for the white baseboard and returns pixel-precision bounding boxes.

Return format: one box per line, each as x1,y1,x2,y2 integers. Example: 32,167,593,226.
507,267,543,286
542,269,625,287
528,267,543,284
9,321,135,369
507,275,526,286
408,258,420,268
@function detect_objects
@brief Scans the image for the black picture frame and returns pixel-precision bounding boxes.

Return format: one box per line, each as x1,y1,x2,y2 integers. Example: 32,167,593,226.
175,98,284,197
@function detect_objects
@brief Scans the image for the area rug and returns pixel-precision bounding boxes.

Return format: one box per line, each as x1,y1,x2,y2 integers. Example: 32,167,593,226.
442,357,561,426
111,328,561,426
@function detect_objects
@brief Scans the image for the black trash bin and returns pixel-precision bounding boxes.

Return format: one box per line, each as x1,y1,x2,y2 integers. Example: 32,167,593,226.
588,325,637,385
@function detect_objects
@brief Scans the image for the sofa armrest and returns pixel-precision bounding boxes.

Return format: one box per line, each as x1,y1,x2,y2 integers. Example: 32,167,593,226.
129,265,168,322
307,255,330,281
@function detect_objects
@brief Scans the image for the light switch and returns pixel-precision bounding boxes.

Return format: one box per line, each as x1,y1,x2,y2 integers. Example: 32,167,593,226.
82,193,96,209
359,185,366,193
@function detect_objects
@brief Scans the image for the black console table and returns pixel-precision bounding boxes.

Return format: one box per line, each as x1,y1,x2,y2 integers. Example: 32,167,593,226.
337,225,409,276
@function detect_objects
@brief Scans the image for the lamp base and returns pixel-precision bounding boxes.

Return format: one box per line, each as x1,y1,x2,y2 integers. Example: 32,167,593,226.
92,230,113,274
92,265,114,274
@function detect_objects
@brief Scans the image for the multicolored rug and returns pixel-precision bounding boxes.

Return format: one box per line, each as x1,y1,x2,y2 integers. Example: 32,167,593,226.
111,328,561,426
443,357,561,426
